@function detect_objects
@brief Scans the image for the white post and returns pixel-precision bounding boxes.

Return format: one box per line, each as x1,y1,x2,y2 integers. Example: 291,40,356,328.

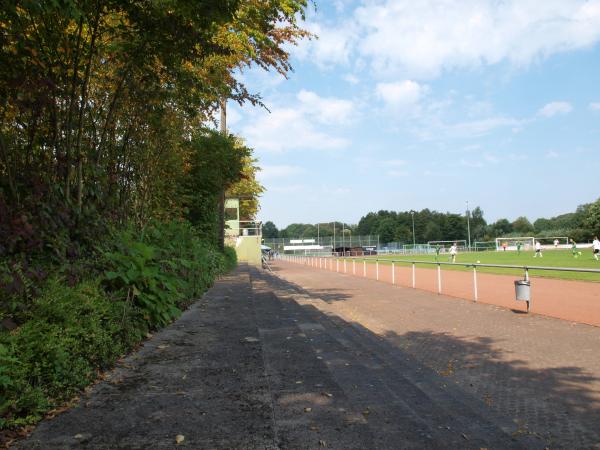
363,260,366,277
353,260,356,275
392,262,395,285
412,263,416,288
473,266,478,302
437,264,442,294
376,260,379,280
344,260,347,273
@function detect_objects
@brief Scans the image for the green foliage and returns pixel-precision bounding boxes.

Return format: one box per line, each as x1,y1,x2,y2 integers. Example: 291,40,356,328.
0,280,142,428
262,221,279,238
583,198,600,237
511,216,534,234
184,130,250,242
102,220,232,328
103,238,183,328
1,219,237,430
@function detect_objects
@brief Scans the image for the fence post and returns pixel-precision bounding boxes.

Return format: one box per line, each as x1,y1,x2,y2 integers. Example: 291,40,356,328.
437,264,442,294
392,262,395,285
473,266,478,302
412,263,416,288
353,260,356,275
363,259,366,277
376,260,379,280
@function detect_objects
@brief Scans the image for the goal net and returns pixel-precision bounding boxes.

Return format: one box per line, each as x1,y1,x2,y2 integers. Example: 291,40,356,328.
495,236,569,251
474,241,496,251
428,240,467,251
495,237,534,251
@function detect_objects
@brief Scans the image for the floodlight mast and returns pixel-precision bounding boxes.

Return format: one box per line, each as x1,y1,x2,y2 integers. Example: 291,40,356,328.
466,200,471,250
411,211,416,247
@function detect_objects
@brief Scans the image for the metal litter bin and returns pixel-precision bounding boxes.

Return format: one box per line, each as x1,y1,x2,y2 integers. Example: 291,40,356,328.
514,279,531,312
514,280,531,301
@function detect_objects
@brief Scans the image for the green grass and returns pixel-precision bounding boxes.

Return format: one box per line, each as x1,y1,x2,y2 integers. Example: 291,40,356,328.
345,249,600,282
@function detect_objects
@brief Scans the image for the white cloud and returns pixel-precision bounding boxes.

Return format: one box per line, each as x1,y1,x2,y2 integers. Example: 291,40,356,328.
240,91,354,153
589,102,600,111
343,73,360,84
296,90,355,125
258,165,304,181
337,0,600,78
442,116,521,138
386,169,409,177
538,101,573,117
545,150,560,159
459,159,484,168
291,21,356,68
375,80,426,109
384,159,407,167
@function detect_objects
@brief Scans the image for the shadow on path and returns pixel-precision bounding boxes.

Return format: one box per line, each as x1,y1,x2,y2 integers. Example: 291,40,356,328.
260,266,600,449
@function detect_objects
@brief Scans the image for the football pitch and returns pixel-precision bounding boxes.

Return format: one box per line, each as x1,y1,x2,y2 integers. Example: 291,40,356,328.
354,249,600,282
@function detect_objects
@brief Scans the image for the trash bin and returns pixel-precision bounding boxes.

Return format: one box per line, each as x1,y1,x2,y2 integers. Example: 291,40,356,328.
514,279,531,302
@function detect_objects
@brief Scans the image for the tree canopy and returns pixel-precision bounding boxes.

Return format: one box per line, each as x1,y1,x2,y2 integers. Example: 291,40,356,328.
0,0,310,258
264,198,600,244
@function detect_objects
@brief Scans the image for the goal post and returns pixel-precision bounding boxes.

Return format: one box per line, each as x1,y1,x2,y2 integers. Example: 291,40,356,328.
428,240,467,251
495,236,570,251
495,237,534,251
473,241,496,251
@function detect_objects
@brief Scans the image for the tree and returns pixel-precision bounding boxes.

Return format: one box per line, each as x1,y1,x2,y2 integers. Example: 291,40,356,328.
423,222,442,242
227,149,265,221
377,218,397,244
584,198,600,237
0,0,311,260
262,221,279,238
512,216,534,234
488,219,512,237
184,131,250,244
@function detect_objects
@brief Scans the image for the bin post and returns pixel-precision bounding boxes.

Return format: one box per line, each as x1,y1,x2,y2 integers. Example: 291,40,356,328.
514,269,531,313
472,265,478,302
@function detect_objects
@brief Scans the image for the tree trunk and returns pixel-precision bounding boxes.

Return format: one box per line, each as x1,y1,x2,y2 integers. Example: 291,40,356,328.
218,98,227,251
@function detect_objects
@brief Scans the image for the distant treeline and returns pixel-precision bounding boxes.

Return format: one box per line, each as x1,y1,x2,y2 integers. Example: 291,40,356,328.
264,198,600,244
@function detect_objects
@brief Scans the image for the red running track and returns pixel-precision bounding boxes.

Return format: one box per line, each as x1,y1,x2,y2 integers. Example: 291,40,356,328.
290,256,600,327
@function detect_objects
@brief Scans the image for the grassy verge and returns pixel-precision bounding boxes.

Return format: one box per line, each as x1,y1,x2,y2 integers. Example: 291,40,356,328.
340,250,600,282
0,220,236,431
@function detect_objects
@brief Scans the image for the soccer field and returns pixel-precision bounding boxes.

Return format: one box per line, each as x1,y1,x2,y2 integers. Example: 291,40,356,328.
353,249,600,282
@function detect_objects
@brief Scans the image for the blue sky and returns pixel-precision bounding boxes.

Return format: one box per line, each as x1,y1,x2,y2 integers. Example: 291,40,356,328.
227,0,600,228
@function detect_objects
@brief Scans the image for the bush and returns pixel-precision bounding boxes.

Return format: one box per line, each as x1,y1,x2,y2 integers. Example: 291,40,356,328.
1,219,237,430
223,246,238,272
0,280,143,428
101,220,234,328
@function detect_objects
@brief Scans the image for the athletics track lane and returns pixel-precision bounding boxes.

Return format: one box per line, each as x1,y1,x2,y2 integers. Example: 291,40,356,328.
272,259,600,448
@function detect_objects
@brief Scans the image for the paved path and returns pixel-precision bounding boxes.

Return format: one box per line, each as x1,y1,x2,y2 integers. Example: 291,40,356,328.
271,260,600,449
16,263,600,449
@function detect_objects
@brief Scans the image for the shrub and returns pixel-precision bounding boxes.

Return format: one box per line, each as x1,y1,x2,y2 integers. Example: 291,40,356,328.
0,280,143,428
1,218,237,430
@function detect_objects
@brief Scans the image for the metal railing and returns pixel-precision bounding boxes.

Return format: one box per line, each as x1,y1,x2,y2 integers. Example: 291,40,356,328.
225,220,262,238
278,254,600,310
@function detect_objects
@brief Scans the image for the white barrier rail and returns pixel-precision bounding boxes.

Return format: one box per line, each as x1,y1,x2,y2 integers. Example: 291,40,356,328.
277,254,600,313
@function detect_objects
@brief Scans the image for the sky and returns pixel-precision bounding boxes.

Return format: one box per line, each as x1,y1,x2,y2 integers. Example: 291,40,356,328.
226,0,600,228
